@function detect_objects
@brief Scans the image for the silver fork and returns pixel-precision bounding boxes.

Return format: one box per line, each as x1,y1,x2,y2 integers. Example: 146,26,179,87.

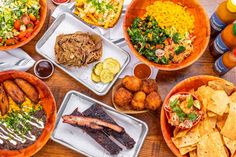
15,58,31,66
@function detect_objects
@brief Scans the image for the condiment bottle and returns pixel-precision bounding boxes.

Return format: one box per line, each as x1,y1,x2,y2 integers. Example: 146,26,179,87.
210,22,236,57
210,0,236,37
214,48,236,75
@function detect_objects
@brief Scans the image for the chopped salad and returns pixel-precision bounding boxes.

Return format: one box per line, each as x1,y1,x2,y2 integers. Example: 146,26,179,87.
0,0,41,46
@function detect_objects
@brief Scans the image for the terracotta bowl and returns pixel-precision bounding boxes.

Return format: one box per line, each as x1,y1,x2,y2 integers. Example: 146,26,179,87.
0,0,47,51
0,70,56,157
123,0,210,71
160,75,229,157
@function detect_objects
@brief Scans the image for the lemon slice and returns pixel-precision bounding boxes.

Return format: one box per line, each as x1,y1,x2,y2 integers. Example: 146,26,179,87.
91,72,101,83
103,58,121,74
100,70,114,83
94,62,103,76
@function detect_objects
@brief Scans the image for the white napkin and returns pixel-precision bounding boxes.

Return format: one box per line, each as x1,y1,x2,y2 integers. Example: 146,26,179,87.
51,0,158,79
0,48,35,72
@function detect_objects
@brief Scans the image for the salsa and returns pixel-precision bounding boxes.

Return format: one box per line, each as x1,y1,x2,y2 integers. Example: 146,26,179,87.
134,63,151,79
0,0,41,46
165,93,202,129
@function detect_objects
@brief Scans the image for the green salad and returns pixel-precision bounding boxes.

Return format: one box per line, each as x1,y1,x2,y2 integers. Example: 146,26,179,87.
0,0,41,46
128,16,195,64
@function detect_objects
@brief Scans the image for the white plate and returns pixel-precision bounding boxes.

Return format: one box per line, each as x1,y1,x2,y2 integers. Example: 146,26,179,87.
51,90,148,157
36,12,130,96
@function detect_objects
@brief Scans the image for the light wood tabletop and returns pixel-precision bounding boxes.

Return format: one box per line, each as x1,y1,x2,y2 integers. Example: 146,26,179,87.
20,0,235,156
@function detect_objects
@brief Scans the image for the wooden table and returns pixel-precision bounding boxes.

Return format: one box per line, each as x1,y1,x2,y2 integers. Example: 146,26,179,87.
21,0,235,156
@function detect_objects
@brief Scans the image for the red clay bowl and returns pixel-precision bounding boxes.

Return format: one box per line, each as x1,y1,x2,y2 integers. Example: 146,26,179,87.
160,75,231,157
164,92,203,130
123,0,210,71
0,70,56,157
0,0,47,51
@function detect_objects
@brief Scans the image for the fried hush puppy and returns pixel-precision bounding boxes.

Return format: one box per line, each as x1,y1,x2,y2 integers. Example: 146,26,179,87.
114,87,133,107
146,92,162,110
131,91,146,110
141,79,158,94
122,76,142,92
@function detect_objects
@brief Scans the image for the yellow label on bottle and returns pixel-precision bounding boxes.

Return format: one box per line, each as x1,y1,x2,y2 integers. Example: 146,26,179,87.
227,0,236,12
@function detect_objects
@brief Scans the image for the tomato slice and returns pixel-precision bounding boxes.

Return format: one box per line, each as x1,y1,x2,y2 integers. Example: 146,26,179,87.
5,39,16,46
29,13,37,22
14,20,21,31
21,14,30,25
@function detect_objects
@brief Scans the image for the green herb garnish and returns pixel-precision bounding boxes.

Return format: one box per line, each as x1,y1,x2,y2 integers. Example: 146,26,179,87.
233,23,236,36
172,33,181,44
175,46,186,55
187,113,198,121
187,95,194,108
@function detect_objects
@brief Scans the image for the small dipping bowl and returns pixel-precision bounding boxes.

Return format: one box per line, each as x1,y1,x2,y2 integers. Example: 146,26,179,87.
51,0,70,5
133,62,152,79
34,59,54,79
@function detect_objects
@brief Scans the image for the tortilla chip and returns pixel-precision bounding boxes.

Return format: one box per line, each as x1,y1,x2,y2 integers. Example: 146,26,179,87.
175,129,190,138
198,117,215,136
216,113,228,131
172,126,200,148
230,92,236,103
197,131,228,157
208,80,235,96
207,90,229,116
207,111,218,117
179,145,197,155
221,102,236,140
189,150,198,157
223,136,236,156
195,86,215,112
173,127,180,137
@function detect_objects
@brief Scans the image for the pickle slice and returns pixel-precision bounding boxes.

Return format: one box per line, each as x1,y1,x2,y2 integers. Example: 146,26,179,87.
100,70,114,83
103,58,120,74
91,72,101,83
94,62,103,76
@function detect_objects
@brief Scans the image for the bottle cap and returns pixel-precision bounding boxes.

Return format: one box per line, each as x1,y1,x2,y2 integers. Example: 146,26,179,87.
227,0,236,12
233,48,236,56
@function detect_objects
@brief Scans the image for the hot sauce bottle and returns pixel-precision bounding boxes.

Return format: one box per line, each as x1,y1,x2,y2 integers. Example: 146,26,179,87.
210,0,236,37
214,48,236,75
210,22,236,57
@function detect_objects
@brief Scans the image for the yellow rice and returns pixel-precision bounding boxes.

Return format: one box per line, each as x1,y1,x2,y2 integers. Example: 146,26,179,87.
145,1,195,35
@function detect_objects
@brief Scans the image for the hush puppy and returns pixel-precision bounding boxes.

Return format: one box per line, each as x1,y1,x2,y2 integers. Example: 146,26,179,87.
141,79,158,94
122,76,142,92
114,87,133,107
146,92,162,110
131,91,146,110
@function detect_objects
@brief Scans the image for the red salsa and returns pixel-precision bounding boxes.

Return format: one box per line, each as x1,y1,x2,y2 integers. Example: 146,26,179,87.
134,63,151,79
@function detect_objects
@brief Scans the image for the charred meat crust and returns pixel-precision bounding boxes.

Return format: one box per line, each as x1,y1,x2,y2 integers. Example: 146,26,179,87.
3,80,25,105
83,104,136,149
69,109,122,155
0,84,9,116
62,115,124,133
14,79,39,104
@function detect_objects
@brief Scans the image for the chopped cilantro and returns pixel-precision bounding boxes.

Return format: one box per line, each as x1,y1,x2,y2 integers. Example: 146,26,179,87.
170,98,179,108
175,46,186,55
187,95,194,108
172,33,181,44
188,113,198,121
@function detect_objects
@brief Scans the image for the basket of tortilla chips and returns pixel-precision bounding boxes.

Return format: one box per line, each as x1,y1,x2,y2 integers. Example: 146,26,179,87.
161,75,236,157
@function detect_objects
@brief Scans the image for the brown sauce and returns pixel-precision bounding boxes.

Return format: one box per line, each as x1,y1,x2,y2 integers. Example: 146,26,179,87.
134,63,151,79
36,61,53,78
